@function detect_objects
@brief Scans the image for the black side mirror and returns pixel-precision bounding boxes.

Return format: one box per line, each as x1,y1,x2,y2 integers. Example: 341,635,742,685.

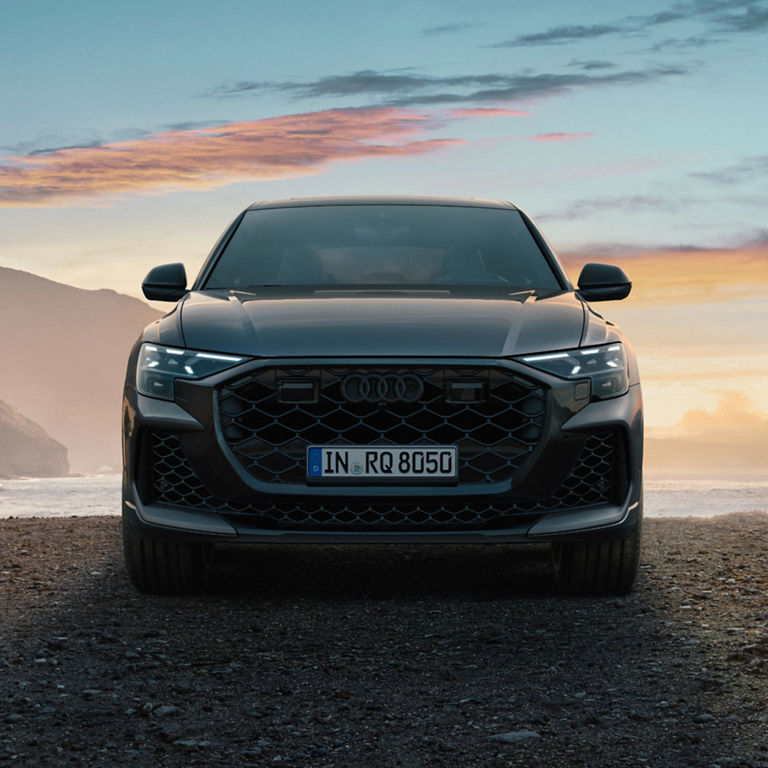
142,263,188,301
577,263,631,302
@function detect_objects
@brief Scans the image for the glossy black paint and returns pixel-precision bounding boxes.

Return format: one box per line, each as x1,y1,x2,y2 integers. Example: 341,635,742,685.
174,289,588,359
577,263,632,302
124,196,643,545
142,263,187,302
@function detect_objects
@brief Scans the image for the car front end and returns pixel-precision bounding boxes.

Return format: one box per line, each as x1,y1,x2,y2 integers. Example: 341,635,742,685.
122,197,643,594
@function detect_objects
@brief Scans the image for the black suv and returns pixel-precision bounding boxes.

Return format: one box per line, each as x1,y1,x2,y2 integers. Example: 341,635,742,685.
122,197,643,595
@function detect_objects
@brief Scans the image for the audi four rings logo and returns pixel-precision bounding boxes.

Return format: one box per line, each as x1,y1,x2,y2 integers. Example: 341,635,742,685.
341,373,423,403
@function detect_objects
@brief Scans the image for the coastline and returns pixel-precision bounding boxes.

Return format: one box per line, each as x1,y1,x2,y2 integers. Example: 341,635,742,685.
2,472,767,519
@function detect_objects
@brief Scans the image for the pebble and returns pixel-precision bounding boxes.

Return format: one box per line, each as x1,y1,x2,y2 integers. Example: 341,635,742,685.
3,714,23,724
154,705,181,718
489,730,542,743
125,651,140,661
693,713,714,723
174,738,214,749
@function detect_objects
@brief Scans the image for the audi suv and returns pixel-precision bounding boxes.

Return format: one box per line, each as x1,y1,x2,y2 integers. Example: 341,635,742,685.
122,196,643,595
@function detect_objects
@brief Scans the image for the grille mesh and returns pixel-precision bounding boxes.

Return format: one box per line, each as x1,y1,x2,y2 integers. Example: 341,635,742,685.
217,366,546,485
149,430,619,531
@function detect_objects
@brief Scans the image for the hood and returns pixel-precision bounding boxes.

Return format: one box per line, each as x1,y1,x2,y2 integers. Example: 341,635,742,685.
170,289,589,358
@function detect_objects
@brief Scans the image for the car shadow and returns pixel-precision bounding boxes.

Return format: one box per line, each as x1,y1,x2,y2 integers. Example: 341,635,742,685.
210,542,557,599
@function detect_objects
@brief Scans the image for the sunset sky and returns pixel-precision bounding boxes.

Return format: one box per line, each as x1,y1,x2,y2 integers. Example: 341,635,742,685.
1,0,766,450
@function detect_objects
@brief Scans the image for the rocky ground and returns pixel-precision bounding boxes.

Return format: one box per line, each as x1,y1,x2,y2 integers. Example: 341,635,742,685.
1,513,767,768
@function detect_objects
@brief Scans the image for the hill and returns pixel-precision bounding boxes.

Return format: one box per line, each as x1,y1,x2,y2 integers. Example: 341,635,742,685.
0,267,160,473
0,397,69,478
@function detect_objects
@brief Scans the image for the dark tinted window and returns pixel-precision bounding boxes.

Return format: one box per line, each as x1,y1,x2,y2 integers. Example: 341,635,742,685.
204,205,561,290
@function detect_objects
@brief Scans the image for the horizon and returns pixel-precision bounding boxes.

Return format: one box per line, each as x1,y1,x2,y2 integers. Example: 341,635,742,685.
1,0,766,464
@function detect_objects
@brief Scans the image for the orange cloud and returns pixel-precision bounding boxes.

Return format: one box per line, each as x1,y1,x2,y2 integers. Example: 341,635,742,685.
645,392,768,471
449,107,529,118
675,391,768,439
561,241,768,304
0,108,462,206
529,132,594,142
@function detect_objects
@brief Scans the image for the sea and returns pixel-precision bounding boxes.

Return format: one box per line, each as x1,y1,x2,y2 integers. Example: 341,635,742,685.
0,472,766,520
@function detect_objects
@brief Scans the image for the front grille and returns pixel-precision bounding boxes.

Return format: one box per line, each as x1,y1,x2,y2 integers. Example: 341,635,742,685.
148,430,620,531
217,366,546,485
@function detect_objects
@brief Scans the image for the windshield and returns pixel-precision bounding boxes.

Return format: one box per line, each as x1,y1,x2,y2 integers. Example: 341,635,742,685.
203,205,562,291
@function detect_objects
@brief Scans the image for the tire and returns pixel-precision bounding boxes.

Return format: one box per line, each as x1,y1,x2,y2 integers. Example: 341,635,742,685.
550,514,642,596
122,519,215,594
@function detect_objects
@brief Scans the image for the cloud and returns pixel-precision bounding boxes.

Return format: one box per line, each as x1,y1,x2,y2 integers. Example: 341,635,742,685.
690,155,768,184
559,237,768,305
529,132,593,142
421,22,474,36
713,3,768,31
645,392,768,471
645,34,721,51
0,107,463,205
204,70,433,99
448,107,529,118
490,24,624,47
202,66,689,106
567,59,617,70
488,0,764,48
541,194,685,221
675,391,768,437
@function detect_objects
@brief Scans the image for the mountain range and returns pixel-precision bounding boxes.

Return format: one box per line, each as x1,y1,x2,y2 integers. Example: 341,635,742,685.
0,266,159,474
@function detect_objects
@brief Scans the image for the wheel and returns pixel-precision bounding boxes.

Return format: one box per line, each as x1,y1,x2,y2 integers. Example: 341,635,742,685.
122,518,215,594
550,514,642,596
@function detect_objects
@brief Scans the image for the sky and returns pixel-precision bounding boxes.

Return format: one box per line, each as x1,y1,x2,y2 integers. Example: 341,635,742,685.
0,0,766,449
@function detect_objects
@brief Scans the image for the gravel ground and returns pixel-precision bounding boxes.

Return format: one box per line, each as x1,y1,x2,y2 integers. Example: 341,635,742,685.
1,513,768,768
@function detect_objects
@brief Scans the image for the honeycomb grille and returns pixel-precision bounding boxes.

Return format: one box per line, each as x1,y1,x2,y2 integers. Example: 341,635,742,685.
217,366,546,485
149,431,619,531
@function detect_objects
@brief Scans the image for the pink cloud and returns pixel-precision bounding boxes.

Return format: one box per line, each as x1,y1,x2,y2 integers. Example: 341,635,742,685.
0,108,463,206
529,132,594,142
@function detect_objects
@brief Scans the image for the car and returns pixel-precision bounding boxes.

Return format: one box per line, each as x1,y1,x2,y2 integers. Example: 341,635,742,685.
121,196,643,595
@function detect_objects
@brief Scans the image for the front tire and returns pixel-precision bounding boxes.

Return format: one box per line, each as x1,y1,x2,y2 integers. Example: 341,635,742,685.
122,519,215,594
550,514,642,596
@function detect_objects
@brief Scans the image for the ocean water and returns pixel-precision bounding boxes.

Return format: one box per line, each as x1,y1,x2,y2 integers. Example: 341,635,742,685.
0,472,766,520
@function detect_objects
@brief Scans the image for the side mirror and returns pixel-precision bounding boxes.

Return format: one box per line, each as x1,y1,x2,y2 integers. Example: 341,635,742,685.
142,263,188,301
577,263,631,302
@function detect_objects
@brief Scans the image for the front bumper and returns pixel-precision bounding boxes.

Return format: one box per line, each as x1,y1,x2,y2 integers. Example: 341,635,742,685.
122,357,643,544
122,489,641,544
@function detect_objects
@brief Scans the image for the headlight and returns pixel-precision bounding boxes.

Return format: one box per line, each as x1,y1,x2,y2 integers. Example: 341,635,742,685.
516,343,628,400
136,344,247,400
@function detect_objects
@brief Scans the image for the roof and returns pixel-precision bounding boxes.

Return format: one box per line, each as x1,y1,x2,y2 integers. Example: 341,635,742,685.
246,195,518,211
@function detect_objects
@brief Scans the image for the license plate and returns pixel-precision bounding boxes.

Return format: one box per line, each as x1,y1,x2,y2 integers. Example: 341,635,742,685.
307,445,458,480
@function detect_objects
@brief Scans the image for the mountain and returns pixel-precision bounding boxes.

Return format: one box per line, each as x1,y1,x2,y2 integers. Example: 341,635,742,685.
0,397,69,478
0,267,160,473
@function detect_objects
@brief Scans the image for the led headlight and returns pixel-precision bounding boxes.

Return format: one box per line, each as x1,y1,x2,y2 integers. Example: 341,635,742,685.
137,344,247,400
517,343,628,400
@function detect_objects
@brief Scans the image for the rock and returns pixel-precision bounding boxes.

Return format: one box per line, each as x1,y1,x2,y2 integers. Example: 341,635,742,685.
693,713,714,723
489,730,542,743
159,724,183,742
124,651,140,661
154,705,181,718
3,714,23,724
173,738,214,749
